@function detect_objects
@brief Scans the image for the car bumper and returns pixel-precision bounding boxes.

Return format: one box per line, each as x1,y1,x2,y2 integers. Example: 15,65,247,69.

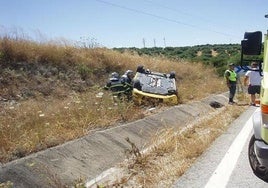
132,88,178,105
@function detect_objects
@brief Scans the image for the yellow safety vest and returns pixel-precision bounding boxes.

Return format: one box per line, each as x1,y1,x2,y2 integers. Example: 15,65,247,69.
225,70,237,82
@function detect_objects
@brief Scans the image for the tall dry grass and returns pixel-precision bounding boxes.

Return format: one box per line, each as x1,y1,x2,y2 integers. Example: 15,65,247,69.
0,36,226,163
98,105,247,187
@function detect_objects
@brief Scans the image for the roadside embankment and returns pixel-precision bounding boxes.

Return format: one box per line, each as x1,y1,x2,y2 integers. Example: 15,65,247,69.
0,93,229,187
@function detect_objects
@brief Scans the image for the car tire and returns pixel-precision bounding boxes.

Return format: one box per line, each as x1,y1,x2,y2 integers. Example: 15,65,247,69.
133,79,142,91
136,65,145,73
248,134,268,182
169,71,176,79
168,89,177,94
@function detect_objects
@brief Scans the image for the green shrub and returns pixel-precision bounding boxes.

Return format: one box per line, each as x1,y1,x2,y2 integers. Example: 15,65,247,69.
78,64,92,80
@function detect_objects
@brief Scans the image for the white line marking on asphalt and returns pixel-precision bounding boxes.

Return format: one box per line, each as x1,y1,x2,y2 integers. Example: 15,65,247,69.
204,109,257,188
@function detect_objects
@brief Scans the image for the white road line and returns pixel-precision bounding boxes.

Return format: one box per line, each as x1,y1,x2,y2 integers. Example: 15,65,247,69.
204,109,256,188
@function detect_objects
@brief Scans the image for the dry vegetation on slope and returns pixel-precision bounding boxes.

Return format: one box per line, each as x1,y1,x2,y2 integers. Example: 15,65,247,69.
0,36,226,164
94,105,247,187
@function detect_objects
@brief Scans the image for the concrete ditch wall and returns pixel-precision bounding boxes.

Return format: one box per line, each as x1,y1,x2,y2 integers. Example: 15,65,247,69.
0,93,229,187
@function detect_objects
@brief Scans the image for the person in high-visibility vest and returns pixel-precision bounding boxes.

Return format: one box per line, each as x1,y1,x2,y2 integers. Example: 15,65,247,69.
224,63,237,105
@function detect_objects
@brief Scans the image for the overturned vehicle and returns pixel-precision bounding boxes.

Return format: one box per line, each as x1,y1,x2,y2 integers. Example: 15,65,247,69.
132,66,179,105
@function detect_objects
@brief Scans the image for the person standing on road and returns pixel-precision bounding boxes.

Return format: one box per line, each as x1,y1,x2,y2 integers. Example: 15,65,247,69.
244,62,262,106
224,63,237,105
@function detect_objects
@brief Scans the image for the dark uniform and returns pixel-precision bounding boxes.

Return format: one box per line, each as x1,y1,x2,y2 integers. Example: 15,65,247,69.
104,72,133,100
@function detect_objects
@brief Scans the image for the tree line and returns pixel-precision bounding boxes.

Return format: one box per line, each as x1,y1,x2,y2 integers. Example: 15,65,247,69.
114,43,263,76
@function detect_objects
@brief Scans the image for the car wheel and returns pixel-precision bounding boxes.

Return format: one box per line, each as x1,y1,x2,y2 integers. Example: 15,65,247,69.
136,65,145,73
168,89,177,94
248,135,268,182
133,79,142,90
169,71,176,79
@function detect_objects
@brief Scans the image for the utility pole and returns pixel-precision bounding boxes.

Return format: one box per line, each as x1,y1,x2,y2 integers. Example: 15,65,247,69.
154,38,156,47
143,38,146,48
163,37,166,48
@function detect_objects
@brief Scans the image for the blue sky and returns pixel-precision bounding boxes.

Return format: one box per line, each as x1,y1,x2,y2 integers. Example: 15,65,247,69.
1,0,268,48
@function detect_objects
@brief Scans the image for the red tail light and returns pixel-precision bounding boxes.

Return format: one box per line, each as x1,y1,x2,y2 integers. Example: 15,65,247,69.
261,104,268,114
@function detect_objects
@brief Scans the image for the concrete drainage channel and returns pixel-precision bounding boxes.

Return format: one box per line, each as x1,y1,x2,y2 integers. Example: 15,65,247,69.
0,93,229,187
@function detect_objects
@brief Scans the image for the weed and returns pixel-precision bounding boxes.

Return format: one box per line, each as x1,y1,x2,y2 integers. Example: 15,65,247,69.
115,105,247,187
0,35,226,165
0,181,13,188
78,64,92,80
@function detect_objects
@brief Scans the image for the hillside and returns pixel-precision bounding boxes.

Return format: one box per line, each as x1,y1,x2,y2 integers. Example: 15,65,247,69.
114,43,263,75
0,36,227,164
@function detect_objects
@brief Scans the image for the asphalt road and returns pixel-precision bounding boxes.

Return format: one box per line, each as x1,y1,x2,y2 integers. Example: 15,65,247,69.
173,106,268,188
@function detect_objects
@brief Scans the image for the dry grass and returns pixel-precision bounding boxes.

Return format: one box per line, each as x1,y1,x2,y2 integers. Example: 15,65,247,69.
0,91,145,162
0,36,227,164
96,104,247,187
